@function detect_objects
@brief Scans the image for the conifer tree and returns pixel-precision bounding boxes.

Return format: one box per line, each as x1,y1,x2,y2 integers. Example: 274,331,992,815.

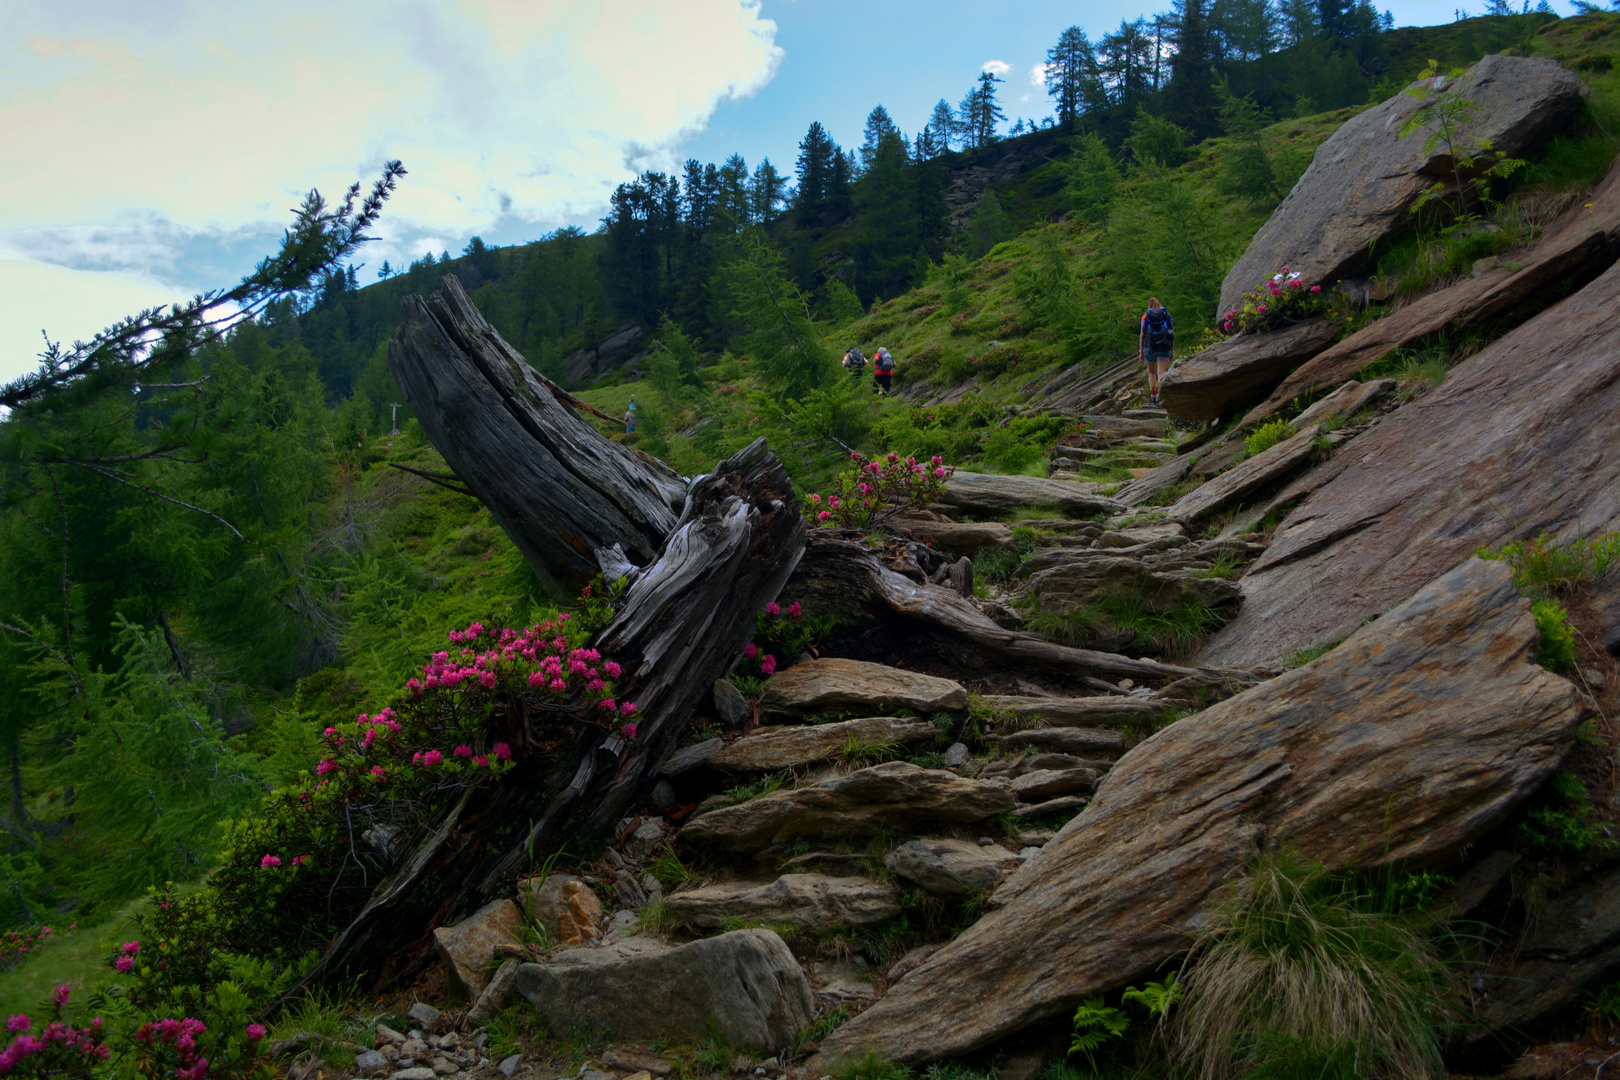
1167,0,1219,135
922,99,957,156
1046,27,1106,127
749,158,787,222
794,121,839,215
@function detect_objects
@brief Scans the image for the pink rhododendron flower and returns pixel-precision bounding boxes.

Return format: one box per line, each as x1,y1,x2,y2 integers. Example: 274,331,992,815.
620,722,638,740
787,602,802,619
371,765,386,778
495,743,512,761
453,745,473,758
473,755,489,768
51,986,68,1008
316,759,337,776
7,1016,28,1034
291,855,308,866
765,602,781,617
818,511,831,522
744,642,758,659
422,749,443,768
260,855,281,868
605,661,621,678
1310,284,1322,293
1257,304,1267,313
760,655,777,675
620,702,638,716
115,957,134,973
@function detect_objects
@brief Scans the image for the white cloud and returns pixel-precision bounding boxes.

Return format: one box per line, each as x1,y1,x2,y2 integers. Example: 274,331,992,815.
1030,62,1050,87
980,59,1011,76
0,0,783,371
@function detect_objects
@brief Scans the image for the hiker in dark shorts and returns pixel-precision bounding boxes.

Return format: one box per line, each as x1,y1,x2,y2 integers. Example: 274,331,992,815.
1139,298,1173,406
872,347,896,395
842,346,867,379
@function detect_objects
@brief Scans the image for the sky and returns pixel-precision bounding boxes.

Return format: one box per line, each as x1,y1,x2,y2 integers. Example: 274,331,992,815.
0,0,1547,382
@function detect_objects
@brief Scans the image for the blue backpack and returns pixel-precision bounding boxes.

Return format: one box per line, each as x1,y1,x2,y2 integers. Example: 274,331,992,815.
1143,308,1173,348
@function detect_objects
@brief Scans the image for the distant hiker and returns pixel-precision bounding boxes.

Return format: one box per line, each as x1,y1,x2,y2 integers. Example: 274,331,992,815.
873,347,896,395
1140,298,1174,406
624,399,637,434
843,346,867,378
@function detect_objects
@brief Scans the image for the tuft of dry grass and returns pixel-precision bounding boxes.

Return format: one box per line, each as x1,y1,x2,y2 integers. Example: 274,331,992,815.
1172,854,1450,1080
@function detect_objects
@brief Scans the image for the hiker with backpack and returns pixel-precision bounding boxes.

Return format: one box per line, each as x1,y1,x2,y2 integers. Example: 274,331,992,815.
872,347,897,395
843,346,867,379
1139,298,1174,406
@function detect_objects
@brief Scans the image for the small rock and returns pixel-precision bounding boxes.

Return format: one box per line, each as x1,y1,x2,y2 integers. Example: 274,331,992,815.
606,909,638,936
977,836,994,846
941,743,969,768
651,780,678,808
579,1069,615,1080
430,1056,459,1075
467,959,522,1027
376,1025,407,1046
1013,828,1057,847
603,847,627,871
624,1072,655,1080
523,875,605,946
715,679,752,730
392,1070,436,1080
601,1049,674,1076
616,875,649,910
627,819,667,861
356,1050,390,1075
401,1040,430,1058
640,872,665,903
406,1003,441,1029
1019,847,1041,859
497,1055,522,1078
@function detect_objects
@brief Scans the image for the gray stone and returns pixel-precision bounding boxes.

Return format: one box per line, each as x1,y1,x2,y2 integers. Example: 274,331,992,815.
356,1050,391,1075
515,930,815,1053
1290,378,1396,429
679,761,1016,853
430,1056,459,1075
888,944,943,984
406,1002,440,1028
941,742,970,768
433,899,523,1000
1011,768,1101,802
497,1056,522,1078
1010,795,1089,819
889,515,1015,556
980,696,1162,732
1160,320,1341,420
937,472,1122,519
660,737,725,777
809,558,1588,1068
467,958,523,1027
760,658,968,718
710,716,939,772
885,839,1023,897
1011,555,1241,620
376,1025,407,1046
392,1069,436,1080
715,680,752,730
1217,54,1590,317
1202,259,1620,667
1435,849,1520,918
626,819,666,860
994,727,1132,756
651,780,677,808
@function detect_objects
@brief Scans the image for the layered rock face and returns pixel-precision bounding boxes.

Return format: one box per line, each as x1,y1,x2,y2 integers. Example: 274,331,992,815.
1201,257,1620,667
1216,54,1588,317
811,559,1587,1067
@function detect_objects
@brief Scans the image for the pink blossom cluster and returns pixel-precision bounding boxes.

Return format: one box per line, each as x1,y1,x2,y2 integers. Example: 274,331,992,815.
806,453,953,529
1219,268,1328,336
134,1017,208,1080
0,987,109,1075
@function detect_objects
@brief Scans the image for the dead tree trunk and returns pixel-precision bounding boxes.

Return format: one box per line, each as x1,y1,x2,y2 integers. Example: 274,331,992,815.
387,275,687,593
295,440,804,990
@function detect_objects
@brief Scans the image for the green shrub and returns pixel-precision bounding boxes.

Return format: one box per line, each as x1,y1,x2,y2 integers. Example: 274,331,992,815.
1244,419,1295,458
1531,598,1575,672
1173,854,1449,1080
1479,531,1620,595
833,1051,913,1080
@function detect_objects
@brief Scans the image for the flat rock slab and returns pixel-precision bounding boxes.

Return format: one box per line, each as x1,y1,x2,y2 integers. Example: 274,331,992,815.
886,838,1024,896
1165,424,1321,525
666,873,901,930
1160,320,1340,420
810,558,1588,1067
710,716,939,772
938,473,1123,519
761,658,967,718
432,898,522,1001
1244,156,1620,427
1290,378,1396,428
994,727,1133,755
980,696,1165,731
1079,416,1169,439
891,516,1015,556
1217,55,1589,317
679,761,1016,853
1012,767,1102,802
1112,455,1196,508
516,930,815,1053
1012,554,1242,617
1201,257,1620,668
659,737,725,777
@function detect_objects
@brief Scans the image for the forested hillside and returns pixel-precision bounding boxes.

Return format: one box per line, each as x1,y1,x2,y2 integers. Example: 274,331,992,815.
0,3,1614,1058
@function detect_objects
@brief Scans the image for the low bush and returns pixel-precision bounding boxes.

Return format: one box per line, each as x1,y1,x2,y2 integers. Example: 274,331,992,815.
1243,419,1295,458
1531,598,1576,672
806,452,953,528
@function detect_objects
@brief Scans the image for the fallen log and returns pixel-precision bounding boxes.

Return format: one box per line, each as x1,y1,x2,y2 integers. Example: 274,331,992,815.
388,275,687,593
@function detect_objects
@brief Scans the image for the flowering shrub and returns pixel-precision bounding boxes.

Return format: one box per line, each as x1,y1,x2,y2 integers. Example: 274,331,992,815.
0,985,108,1078
0,925,68,972
731,600,834,692
207,605,641,957
806,452,954,529
1216,267,1337,338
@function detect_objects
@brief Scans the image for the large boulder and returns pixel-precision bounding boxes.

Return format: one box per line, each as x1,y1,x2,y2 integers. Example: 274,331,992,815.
1200,258,1620,668
1159,320,1340,420
431,899,523,1001
937,473,1123,519
679,761,1016,853
809,558,1588,1067
1243,156,1620,427
1216,55,1589,318
515,930,815,1053
665,873,902,930
710,716,939,772
760,659,968,718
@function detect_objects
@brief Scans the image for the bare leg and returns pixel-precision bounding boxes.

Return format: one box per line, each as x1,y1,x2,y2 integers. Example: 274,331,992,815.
1156,358,1171,393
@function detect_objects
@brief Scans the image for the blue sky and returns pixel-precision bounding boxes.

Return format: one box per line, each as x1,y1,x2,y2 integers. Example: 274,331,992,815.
0,0,1564,381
